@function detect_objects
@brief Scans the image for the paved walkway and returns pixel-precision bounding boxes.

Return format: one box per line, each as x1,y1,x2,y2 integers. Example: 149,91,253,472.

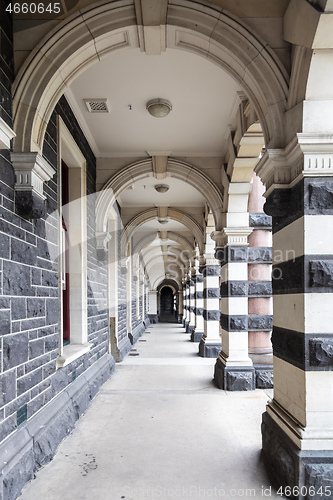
19,323,281,500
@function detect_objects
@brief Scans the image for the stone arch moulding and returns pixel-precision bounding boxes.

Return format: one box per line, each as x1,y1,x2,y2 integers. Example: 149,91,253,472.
12,0,289,156
120,207,204,257
96,158,224,231
154,276,182,291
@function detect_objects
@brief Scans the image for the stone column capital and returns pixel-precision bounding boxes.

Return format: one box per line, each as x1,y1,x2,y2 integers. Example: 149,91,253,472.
211,228,253,248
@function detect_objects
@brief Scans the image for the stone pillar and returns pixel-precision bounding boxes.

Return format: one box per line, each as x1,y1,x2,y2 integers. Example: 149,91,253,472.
213,228,255,390
148,290,158,323
198,257,221,358
248,174,273,358
257,136,333,493
187,276,195,334
178,290,183,323
192,270,204,342
182,282,186,326
184,279,190,330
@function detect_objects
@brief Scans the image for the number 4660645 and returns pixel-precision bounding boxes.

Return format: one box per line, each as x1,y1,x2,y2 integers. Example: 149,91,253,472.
6,3,61,14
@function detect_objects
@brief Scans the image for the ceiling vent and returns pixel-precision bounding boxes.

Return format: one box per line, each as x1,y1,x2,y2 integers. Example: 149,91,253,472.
84,99,109,113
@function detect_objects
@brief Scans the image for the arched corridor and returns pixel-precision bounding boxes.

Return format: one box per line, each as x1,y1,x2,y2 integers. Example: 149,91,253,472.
19,322,278,500
1,1,333,498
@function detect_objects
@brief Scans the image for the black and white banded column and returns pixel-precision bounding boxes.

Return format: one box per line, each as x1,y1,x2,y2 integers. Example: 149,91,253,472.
198,257,221,357
192,268,204,342
186,274,196,334
257,136,333,493
213,228,255,390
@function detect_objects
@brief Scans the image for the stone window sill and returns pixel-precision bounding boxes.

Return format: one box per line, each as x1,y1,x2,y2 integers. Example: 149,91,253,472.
56,342,92,369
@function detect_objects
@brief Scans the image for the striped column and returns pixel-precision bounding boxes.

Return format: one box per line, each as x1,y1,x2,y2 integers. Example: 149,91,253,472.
187,276,196,334
198,257,221,358
192,271,204,342
257,136,333,493
182,281,186,326
184,279,190,330
213,229,255,390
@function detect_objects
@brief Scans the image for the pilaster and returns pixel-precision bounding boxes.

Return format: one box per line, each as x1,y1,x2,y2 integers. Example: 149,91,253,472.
256,135,333,493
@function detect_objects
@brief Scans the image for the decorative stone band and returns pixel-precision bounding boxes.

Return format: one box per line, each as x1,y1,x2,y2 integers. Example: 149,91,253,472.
216,246,272,265
273,256,333,294
200,265,220,277
195,291,204,299
194,307,204,316
272,326,333,371
203,310,221,321
220,281,272,297
255,134,333,198
249,213,272,229
264,177,333,233
220,314,273,332
203,288,220,299
11,152,56,219
0,116,16,149
192,274,204,283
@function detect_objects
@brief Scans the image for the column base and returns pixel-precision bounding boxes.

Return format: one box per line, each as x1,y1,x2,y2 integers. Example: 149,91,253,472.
112,335,132,362
148,314,158,324
184,320,189,331
262,411,333,499
191,330,204,342
186,323,195,334
255,365,273,388
198,339,220,358
214,356,255,390
128,322,145,345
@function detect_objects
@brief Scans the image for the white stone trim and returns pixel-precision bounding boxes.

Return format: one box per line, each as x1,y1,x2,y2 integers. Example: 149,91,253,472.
56,342,92,369
0,116,15,149
57,116,88,361
11,152,55,200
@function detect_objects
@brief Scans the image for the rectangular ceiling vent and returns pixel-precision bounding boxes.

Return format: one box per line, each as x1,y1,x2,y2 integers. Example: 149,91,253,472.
84,98,109,113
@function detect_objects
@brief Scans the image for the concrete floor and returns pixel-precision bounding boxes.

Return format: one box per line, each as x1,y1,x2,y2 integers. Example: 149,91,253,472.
19,323,281,500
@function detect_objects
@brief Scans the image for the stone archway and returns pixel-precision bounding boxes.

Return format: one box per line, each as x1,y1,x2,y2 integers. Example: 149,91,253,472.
12,0,289,157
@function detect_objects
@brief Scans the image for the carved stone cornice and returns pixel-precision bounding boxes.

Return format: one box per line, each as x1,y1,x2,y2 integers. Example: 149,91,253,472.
211,228,253,248
0,117,15,149
255,134,333,196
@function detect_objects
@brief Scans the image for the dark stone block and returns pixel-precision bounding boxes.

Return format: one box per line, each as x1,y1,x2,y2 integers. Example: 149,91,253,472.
228,247,247,263
220,314,247,331
249,213,272,228
44,334,59,351
305,464,333,499
203,310,220,321
186,323,195,334
214,357,255,390
0,309,10,334
202,265,220,277
0,232,9,258
46,299,59,325
255,367,273,389
229,281,247,296
308,180,333,213
29,338,45,359
309,260,333,288
194,307,203,316
3,333,29,371
42,270,58,288
272,326,305,370
0,370,16,405
15,191,47,219
248,315,273,331
309,339,333,367
2,448,35,500
203,287,220,299
264,189,291,217
3,261,34,296
191,330,203,342
247,247,272,263
27,298,45,318
198,339,220,358
51,369,68,397
17,368,43,396
248,281,272,296
195,291,203,299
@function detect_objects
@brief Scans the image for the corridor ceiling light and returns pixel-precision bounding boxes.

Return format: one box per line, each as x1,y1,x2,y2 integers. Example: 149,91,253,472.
154,184,169,193
158,219,168,225
146,99,172,118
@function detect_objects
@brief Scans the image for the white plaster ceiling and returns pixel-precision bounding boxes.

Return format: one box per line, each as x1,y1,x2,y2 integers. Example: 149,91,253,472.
66,47,241,157
117,176,206,207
